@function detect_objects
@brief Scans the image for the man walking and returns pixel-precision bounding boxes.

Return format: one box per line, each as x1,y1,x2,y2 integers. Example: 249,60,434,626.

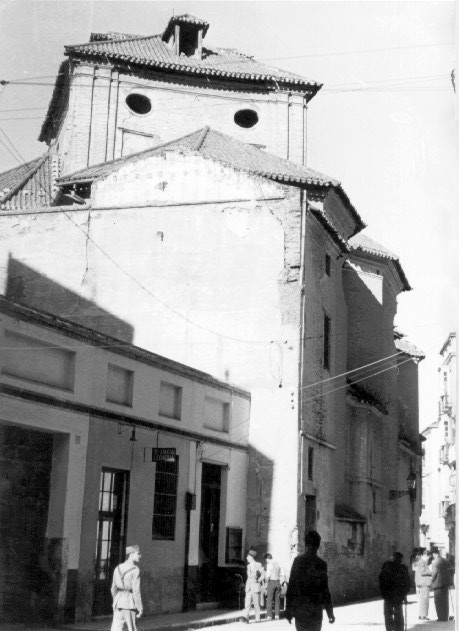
379,552,411,631
414,548,431,620
431,547,450,621
240,549,265,623
263,553,283,620
285,531,335,631
111,545,143,631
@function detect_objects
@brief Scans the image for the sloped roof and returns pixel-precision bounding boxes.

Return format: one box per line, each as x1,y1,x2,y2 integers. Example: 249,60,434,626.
0,152,57,210
308,201,350,252
64,31,321,92
394,328,425,360
335,504,366,522
348,232,411,291
163,14,210,40
347,380,388,415
58,126,338,187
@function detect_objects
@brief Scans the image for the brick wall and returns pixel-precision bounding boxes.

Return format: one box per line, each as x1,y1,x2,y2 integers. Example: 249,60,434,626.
55,62,309,175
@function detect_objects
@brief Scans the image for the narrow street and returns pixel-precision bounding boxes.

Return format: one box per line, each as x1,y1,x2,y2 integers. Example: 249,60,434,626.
0,592,454,631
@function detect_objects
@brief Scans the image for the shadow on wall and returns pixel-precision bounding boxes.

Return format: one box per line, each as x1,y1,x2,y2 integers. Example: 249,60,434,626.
246,446,274,555
5,256,134,342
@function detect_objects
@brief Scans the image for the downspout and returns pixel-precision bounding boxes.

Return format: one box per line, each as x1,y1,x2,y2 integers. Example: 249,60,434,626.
286,93,291,161
298,189,308,500
302,97,308,166
183,440,199,611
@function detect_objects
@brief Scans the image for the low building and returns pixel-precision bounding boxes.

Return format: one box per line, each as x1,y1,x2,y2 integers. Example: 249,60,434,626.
0,297,250,622
420,332,456,556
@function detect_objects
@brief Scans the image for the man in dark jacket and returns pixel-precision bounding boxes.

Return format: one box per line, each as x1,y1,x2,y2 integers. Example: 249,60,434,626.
431,547,450,621
285,531,335,631
379,552,411,631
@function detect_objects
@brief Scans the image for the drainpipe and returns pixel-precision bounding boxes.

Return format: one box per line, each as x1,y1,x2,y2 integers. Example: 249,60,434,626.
182,491,193,611
298,190,308,500
183,441,198,611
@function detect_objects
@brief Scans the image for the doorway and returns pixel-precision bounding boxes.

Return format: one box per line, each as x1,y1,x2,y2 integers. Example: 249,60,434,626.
0,425,53,622
305,495,317,532
92,468,129,616
199,463,221,602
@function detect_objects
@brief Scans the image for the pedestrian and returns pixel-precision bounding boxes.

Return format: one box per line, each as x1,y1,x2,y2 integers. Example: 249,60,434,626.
240,549,265,623
431,547,450,621
111,545,143,631
285,530,335,631
379,551,411,631
414,548,431,620
263,553,283,620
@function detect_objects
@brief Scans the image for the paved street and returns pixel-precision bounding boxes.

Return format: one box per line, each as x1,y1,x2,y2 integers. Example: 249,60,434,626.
0,592,454,631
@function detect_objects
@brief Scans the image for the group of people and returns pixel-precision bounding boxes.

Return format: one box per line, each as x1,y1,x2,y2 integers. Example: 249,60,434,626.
239,550,287,624
241,531,334,631
109,536,453,631
379,546,453,631
412,546,452,622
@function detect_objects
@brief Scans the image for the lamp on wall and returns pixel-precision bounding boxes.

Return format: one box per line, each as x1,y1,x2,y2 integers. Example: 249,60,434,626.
389,471,417,501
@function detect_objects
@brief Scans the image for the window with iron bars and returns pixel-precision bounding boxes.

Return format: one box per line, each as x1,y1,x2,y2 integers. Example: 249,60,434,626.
152,457,179,540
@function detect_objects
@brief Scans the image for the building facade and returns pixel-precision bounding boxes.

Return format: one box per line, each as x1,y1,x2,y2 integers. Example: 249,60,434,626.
0,297,250,622
420,332,456,557
0,12,423,616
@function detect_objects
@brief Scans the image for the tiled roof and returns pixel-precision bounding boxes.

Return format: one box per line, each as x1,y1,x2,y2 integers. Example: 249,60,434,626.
393,329,425,360
65,30,321,92
308,201,350,252
0,152,57,210
348,232,411,291
57,126,351,195
335,504,366,522
163,14,210,40
347,380,387,415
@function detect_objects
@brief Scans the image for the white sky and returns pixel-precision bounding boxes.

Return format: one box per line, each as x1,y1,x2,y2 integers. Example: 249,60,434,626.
0,0,456,429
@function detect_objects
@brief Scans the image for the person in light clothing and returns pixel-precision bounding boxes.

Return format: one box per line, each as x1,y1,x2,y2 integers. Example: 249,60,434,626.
111,545,143,631
240,549,265,623
263,553,284,620
414,549,431,620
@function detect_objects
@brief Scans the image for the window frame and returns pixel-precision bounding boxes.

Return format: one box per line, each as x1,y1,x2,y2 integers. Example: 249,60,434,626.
159,381,183,420
323,313,331,370
106,363,134,407
152,457,179,540
225,527,243,564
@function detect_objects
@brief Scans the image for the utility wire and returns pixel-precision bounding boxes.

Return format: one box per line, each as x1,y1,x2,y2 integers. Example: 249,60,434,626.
299,351,405,391
198,356,413,461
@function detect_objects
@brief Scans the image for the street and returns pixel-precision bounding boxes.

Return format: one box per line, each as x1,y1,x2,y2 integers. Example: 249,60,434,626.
0,592,453,631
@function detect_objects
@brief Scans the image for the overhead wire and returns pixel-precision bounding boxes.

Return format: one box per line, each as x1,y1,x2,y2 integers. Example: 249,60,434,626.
201,355,414,462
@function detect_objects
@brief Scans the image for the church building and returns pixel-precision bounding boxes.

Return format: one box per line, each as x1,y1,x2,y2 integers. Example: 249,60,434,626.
0,13,423,621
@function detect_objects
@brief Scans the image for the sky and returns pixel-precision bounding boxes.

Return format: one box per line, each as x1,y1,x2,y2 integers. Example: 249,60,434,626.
0,0,456,429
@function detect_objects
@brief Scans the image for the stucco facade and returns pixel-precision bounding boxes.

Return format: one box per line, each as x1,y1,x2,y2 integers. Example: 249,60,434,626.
420,332,456,556
0,298,250,621
0,11,424,618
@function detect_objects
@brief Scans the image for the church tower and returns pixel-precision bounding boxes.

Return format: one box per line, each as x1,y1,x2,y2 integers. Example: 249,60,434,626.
38,14,321,176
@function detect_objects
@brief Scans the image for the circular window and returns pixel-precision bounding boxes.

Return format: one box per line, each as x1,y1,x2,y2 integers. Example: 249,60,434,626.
234,109,259,129
126,93,152,115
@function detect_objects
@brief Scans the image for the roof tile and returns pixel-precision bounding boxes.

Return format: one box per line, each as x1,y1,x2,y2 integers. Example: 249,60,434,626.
0,152,57,210
57,126,339,189
65,32,321,91
349,232,411,291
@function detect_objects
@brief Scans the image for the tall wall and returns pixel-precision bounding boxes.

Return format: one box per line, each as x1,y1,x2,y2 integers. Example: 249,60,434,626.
55,62,309,175
0,158,305,571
